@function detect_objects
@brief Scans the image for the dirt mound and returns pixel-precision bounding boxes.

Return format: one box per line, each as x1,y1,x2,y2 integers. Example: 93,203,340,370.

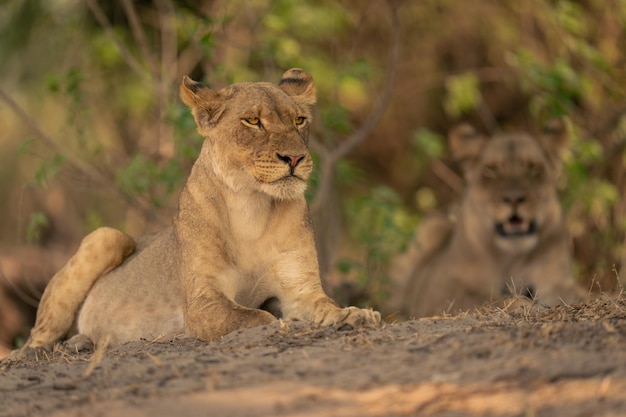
1,297,625,417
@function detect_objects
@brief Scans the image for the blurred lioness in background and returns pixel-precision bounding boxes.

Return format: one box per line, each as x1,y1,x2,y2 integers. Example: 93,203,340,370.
391,121,587,317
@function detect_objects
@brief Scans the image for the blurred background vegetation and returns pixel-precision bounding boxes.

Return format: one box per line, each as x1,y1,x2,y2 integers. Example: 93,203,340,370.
1,0,625,312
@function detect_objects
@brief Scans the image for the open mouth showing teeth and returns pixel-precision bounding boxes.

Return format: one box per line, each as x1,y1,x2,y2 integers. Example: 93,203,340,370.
495,215,537,237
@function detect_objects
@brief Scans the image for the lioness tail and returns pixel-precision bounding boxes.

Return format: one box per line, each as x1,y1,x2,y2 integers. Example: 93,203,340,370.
22,227,135,351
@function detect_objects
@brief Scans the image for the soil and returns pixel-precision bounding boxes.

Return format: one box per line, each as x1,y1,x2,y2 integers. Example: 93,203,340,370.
1,297,626,417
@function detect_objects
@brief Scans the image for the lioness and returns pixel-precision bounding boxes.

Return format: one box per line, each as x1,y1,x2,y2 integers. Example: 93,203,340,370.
12,69,380,356
391,121,586,317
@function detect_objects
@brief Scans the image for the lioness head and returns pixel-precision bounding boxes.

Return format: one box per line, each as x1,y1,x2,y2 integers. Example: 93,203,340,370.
449,121,568,253
180,68,316,200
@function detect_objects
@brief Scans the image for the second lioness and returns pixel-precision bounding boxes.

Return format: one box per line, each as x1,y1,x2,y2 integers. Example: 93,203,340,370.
16,69,380,355
392,122,586,317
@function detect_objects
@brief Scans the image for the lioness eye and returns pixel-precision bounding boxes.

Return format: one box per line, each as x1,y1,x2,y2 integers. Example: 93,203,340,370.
243,117,260,126
295,116,306,126
481,164,497,179
528,162,543,176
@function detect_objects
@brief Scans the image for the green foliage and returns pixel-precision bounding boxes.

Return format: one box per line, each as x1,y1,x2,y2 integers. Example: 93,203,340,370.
563,137,618,222
90,32,124,68
335,159,364,186
514,50,588,119
3,0,625,297
115,155,184,207
585,180,618,223
26,211,49,244
46,67,93,151
320,103,353,136
259,0,350,71
346,186,417,257
444,72,481,117
84,209,105,232
414,187,437,213
168,102,203,160
47,68,85,106
17,138,34,156
34,155,66,187
338,186,419,305
13,337,25,349
411,128,445,160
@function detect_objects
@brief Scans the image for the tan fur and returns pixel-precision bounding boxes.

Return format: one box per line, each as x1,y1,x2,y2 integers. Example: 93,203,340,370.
12,69,380,356
391,122,586,317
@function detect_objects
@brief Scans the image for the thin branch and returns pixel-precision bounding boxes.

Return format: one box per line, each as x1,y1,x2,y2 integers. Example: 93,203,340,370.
308,135,330,159
332,2,401,162
85,0,150,83
0,87,165,226
154,0,177,156
310,0,402,213
0,87,108,186
430,159,463,193
120,0,158,75
155,0,178,82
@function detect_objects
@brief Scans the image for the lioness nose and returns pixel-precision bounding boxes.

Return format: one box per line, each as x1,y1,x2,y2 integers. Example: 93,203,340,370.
277,153,305,168
503,194,526,207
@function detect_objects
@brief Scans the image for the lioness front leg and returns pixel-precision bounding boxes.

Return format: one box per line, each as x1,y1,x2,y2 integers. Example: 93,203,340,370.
184,286,276,341
276,252,381,329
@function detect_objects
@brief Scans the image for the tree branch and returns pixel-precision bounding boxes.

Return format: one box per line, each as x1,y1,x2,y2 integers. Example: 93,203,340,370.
311,0,401,213
0,87,164,225
332,5,400,162
153,0,178,157
120,0,158,75
85,0,151,83
430,159,463,193
0,87,107,186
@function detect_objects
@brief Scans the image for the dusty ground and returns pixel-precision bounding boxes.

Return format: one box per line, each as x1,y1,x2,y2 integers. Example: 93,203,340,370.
1,297,626,417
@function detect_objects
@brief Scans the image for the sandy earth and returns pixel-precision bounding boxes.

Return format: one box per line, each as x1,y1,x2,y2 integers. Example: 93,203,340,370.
1,297,626,417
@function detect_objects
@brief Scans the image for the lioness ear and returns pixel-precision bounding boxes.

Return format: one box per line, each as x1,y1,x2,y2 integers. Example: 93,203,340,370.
278,68,316,107
180,76,224,130
448,124,487,171
538,118,569,158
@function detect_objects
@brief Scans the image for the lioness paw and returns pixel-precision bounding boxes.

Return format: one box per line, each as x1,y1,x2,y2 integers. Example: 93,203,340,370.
325,306,381,330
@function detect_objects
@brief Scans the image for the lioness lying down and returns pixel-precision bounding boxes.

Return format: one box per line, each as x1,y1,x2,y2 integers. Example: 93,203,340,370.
391,122,586,317
12,69,380,356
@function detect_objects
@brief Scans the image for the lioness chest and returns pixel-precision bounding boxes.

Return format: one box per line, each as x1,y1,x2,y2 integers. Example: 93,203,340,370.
212,193,311,308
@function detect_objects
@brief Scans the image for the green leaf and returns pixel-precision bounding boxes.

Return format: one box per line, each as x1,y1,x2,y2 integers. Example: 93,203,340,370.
412,128,445,159
34,154,66,186
336,159,364,186
46,73,60,93
321,103,352,135
115,154,156,195
444,72,481,117
336,259,362,274
84,210,105,232
26,211,49,243
17,138,34,156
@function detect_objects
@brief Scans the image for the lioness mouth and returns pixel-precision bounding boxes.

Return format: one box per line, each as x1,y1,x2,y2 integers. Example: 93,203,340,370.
495,214,537,237
270,174,305,183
